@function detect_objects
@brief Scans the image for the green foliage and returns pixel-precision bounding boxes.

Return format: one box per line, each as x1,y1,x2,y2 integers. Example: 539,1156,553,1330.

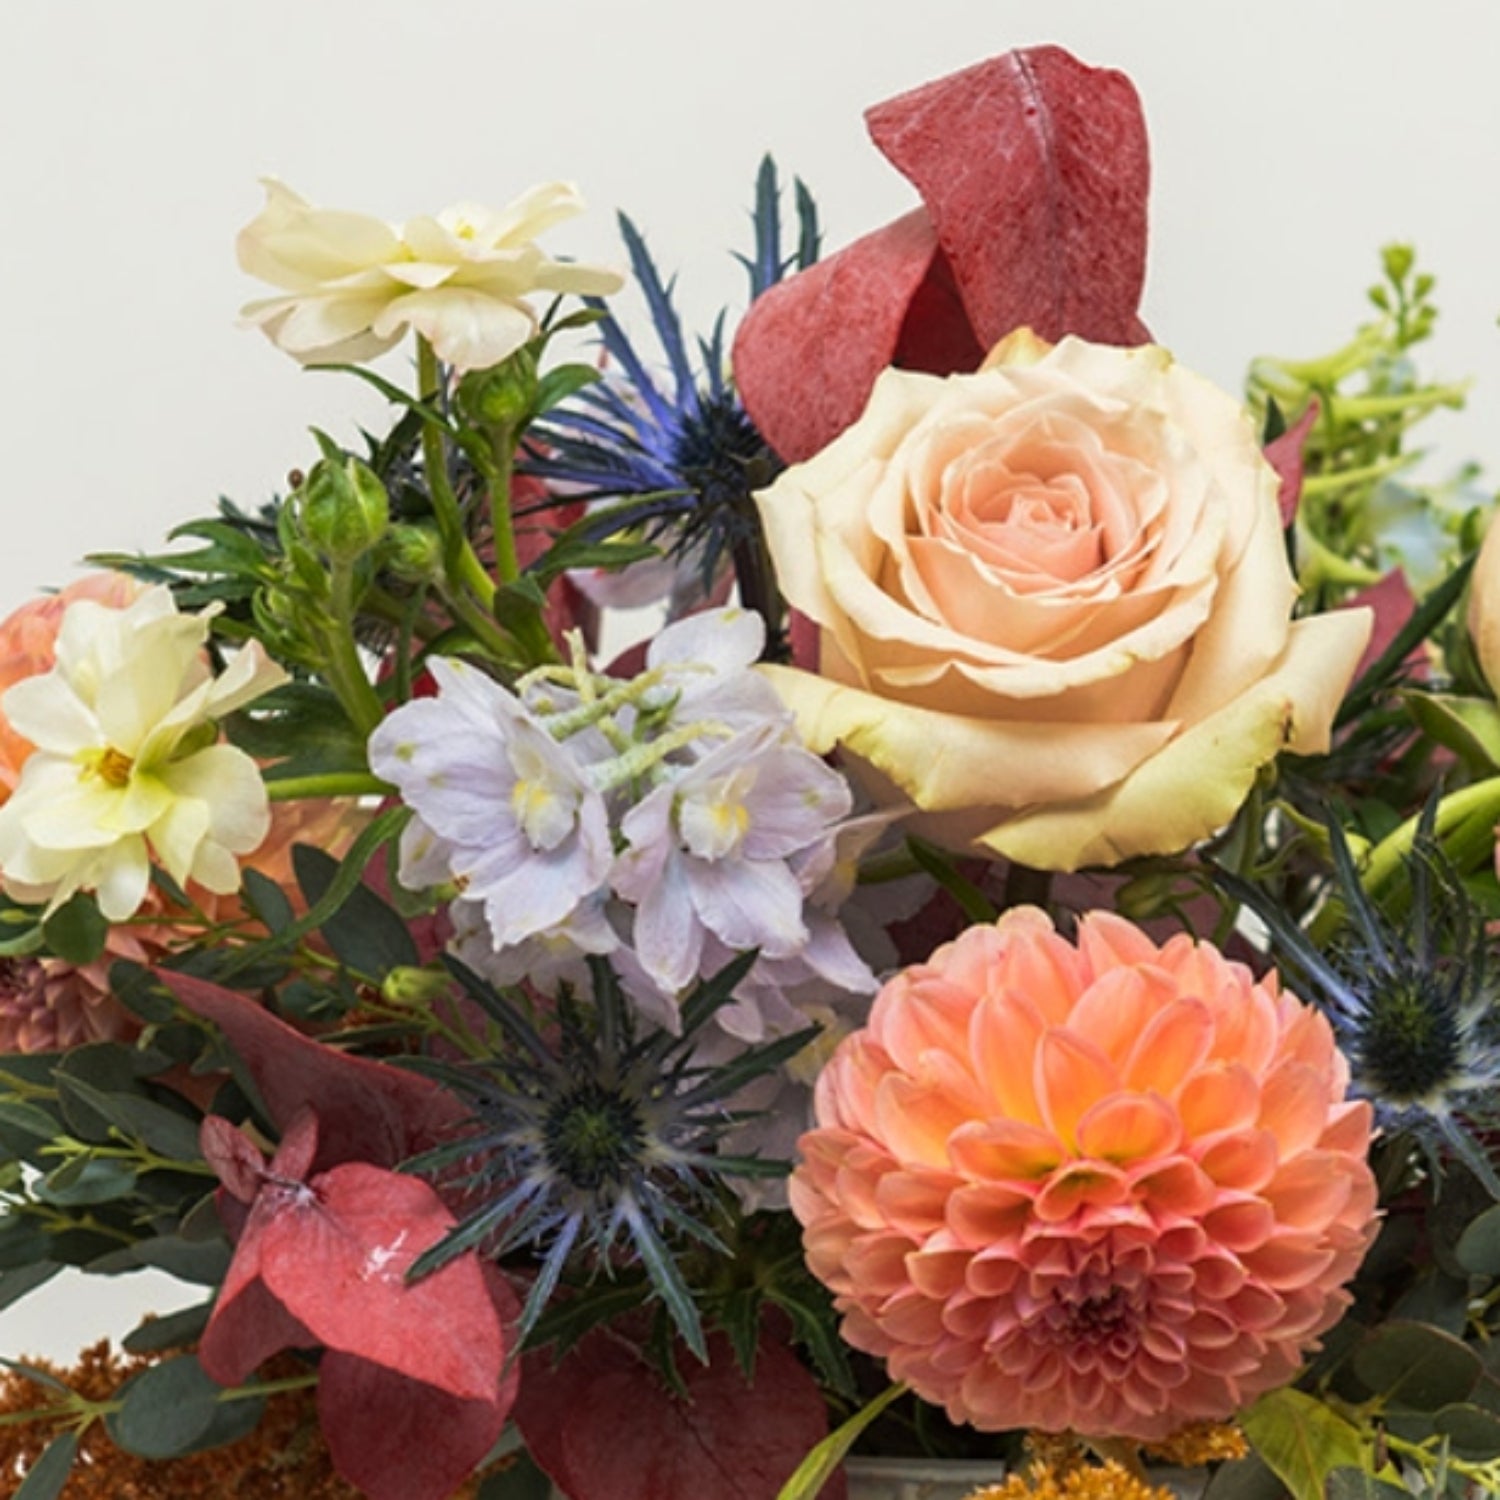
1247,244,1484,603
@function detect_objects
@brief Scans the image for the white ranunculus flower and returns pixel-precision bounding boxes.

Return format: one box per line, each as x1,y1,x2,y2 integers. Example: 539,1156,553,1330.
0,587,286,920
237,178,625,372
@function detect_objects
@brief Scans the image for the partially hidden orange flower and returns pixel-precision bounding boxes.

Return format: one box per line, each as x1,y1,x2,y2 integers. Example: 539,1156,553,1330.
791,908,1377,1442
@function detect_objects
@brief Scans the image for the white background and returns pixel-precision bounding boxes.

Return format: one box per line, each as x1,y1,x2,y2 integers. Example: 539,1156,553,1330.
2,0,1498,1361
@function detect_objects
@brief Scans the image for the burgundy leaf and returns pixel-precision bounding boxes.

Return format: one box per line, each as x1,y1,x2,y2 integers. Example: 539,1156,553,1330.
318,1348,518,1500
1348,568,1421,679
163,970,468,1171
1266,398,1320,527
515,1328,845,1500
200,1249,320,1386
734,46,1151,463
866,47,1149,351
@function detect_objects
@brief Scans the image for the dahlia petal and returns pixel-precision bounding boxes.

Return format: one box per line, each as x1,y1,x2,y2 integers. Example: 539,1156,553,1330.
1124,1156,1218,1217
1075,1091,1182,1164
875,1167,963,1236
1240,1233,1338,1292
1199,1128,1280,1193
1177,1062,1261,1140
1033,1161,1131,1221
1259,1061,1334,1157
1122,996,1216,1099
948,1117,1063,1181
844,1231,919,1296
875,1073,974,1168
1035,1027,1121,1147
1199,1194,1277,1253
947,1182,1033,1248
969,987,1047,1123
1263,1153,1356,1230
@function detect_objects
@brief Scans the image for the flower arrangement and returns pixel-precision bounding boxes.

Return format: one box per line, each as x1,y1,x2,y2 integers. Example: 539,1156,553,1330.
1,42,1498,1500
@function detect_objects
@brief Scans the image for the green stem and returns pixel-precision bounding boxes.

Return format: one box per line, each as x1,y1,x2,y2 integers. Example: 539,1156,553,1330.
487,424,520,586
416,338,497,611
265,772,391,801
323,565,386,737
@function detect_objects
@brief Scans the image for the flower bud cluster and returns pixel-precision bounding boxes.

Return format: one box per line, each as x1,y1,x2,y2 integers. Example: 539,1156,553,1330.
368,609,881,1055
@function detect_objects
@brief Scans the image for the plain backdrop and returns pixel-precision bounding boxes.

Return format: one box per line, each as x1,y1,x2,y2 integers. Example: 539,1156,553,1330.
2,0,1498,1361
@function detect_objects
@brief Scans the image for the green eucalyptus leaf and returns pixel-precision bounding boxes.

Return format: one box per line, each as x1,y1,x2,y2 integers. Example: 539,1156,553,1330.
292,844,418,975
105,1352,223,1458
54,1074,202,1162
0,1213,52,1271
226,681,371,779
0,1260,61,1311
1240,1388,1368,1500
1323,1469,1413,1500
108,961,178,1025
14,1430,79,1500
126,1233,232,1285
1456,1204,1500,1276
36,1156,139,1207
240,868,295,935
1200,1451,1295,1499
122,1298,214,1354
477,1452,554,1499
0,1355,72,1393
1352,1320,1482,1410
40,891,107,965
1432,1401,1500,1459
0,1097,65,1147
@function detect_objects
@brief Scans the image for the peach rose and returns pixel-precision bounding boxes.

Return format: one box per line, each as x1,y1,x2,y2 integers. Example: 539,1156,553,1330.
755,332,1372,869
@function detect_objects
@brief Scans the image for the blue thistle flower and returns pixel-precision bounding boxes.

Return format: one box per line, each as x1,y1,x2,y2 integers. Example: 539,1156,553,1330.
1218,807,1500,1196
525,157,819,637
400,950,817,1359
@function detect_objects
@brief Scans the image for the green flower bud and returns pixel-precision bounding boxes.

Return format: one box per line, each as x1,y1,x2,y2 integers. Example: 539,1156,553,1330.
381,965,453,1007
383,523,445,584
301,455,390,563
462,345,538,429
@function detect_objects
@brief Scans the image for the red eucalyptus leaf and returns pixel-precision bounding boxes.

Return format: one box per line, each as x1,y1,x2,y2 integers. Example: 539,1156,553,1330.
163,970,467,1171
732,210,946,465
318,1350,518,1500
200,1114,266,1204
734,46,1151,462
260,1161,501,1400
515,1328,845,1500
866,48,1149,352
1348,568,1421,679
1266,398,1320,527
200,1268,319,1386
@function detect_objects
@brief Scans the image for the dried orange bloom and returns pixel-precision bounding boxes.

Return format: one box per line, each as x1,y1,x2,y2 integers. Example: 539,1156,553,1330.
964,1456,1177,1500
1144,1422,1248,1467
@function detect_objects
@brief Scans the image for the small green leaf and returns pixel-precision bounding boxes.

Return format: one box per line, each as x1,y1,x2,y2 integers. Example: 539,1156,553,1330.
775,1383,907,1500
1241,1388,1369,1500
14,1430,79,1500
0,1260,61,1311
292,844,418,975
54,1075,203,1162
108,962,178,1024
123,1299,214,1354
240,868,295,935
105,1352,223,1458
40,891,107,965
126,1233,232,1286
1402,691,1500,772
0,1356,73,1393
0,1097,65,1145
534,362,602,415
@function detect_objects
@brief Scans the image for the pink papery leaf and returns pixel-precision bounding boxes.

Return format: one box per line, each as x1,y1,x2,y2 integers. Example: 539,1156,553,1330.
318,1349,519,1500
1348,568,1420,679
198,1111,519,1500
734,46,1151,462
514,1328,845,1500
163,970,467,1171
1266,399,1320,527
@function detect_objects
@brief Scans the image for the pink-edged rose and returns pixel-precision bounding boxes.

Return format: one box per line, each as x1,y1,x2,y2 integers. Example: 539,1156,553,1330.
756,331,1373,870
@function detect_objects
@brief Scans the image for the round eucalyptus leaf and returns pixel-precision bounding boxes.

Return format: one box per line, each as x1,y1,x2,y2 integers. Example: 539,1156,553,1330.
1351,1320,1481,1410
105,1352,223,1459
1456,1204,1500,1277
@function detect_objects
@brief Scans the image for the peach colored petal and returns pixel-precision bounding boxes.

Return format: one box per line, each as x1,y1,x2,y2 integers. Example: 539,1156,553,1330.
1075,1092,1182,1164
949,1118,1064,1181
1035,1028,1121,1148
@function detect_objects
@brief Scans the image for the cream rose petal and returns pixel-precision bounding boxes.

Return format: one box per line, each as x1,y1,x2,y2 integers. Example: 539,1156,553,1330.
985,609,1374,870
758,664,1176,813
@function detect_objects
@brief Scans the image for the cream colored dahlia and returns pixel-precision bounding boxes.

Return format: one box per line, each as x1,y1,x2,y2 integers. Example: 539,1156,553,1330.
790,908,1377,1441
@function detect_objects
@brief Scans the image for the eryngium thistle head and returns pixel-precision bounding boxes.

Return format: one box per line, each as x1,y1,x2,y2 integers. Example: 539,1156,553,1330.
1220,809,1500,1195
403,951,815,1359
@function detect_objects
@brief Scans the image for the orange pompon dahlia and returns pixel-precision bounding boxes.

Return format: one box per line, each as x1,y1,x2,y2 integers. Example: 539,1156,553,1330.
791,908,1378,1442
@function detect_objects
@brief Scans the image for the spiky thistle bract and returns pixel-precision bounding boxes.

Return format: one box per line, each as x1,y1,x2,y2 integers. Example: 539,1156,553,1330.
401,950,818,1360
1217,805,1500,1196
526,157,819,631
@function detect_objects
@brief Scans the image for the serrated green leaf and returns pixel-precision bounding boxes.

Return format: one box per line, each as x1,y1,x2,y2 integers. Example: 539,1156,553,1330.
1241,1388,1369,1500
14,1430,79,1500
40,891,107,965
106,1352,223,1458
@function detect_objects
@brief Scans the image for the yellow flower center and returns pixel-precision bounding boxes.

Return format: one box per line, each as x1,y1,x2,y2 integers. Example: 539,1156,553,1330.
81,746,134,788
